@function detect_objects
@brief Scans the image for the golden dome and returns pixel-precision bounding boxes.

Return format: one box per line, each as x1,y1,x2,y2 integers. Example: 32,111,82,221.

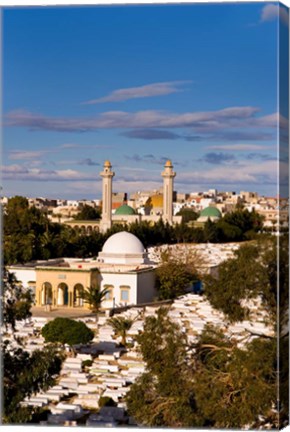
165,159,173,167
104,160,111,167
145,194,163,208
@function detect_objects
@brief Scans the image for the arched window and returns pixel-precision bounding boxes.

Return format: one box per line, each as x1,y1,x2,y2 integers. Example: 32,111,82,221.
42,282,52,305
87,226,93,234
57,283,69,306
73,283,84,307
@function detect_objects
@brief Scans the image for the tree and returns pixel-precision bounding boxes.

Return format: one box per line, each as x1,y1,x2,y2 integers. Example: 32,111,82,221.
42,317,94,347
203,219,220,242
2,267,33,332
126,309,279,429
192,325,277,429
3,342,64,424
176,208,199,223
126,308,199,427
73,204,101,221
215,220,242,242
78,285,110,319
203,238,280,324
2,267,64,424
106,316,134,346
155,249,199,300
4,197,48,264
222,208,264,239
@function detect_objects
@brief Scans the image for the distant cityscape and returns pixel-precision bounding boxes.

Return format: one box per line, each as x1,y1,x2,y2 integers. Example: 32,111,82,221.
2,186,288,232
2,1,289,426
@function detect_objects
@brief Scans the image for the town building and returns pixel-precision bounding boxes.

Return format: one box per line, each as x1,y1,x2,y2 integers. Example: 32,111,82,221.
9,231,157,311
98,159,181,232
194,206,222,227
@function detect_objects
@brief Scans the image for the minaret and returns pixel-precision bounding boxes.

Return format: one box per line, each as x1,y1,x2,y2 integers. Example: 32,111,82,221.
100,160,115,233
161,160,176,224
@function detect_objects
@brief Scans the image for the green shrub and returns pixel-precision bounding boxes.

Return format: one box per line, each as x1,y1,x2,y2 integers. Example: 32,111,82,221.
98,396,117,408
42,317,94,346
82,359,93,369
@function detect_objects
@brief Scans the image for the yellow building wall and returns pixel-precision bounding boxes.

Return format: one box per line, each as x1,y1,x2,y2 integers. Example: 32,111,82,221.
35,267,99,308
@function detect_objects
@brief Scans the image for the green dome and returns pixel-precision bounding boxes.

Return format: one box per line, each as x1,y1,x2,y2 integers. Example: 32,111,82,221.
199,206,221,218
115,204,136,215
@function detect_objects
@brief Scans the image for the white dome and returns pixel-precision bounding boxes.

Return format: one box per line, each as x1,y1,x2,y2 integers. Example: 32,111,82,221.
102,231,145,255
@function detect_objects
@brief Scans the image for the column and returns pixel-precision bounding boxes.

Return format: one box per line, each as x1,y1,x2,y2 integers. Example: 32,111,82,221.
100,160,115,233
57,287,64,306
161,160,176,224
41,287,45,305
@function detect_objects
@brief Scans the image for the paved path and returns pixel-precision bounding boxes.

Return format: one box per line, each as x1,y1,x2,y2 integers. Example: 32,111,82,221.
31,306,95,319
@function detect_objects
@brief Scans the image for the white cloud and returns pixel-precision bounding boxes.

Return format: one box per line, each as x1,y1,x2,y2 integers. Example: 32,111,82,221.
3,155,285,196
9,150,49,160
1,165,96,181
261,4,289,26
82,81,191,104
207,144,271,151
177,159,280,186
6,106,271,133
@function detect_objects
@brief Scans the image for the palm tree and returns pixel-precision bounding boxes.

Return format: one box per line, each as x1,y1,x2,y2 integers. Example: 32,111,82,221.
79,285,110,321
106,316,135,347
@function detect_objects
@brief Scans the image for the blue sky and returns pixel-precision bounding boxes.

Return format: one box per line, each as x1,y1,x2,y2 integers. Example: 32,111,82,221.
2,2,289,199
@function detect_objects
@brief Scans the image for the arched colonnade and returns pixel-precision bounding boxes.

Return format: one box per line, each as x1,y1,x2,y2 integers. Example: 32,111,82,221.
40,281,85,307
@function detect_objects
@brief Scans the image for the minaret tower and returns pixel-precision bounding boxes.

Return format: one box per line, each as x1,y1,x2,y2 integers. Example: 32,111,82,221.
161,159,176,224
100,160,115,233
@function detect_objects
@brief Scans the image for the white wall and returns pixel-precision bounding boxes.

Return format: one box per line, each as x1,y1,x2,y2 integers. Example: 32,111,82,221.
99,269,156,308
8,267,36,288
99,272,138,309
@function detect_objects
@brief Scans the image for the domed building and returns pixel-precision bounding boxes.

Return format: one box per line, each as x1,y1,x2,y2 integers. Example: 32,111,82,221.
196,206,222,225
112,203,140,225
100,159,181,232
114,204,136,216
144,194,163,215
24,231,157,311
98,231,148,265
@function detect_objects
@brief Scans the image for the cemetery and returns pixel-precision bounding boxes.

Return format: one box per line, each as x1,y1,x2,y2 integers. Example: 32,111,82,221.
7,284,273,426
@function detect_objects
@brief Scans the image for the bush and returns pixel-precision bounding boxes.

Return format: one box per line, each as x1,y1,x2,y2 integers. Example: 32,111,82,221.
82,359,93,369
42,317,94,346
98,396,117,408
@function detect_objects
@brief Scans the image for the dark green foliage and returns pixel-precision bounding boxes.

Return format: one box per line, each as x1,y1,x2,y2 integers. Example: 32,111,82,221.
192,326,277,428
126,308,200,427
73,204,101,220
3,342,64,424
156,262,194,300
2,267,34,331
4,196,73,264
106,316,134,346
98,396,117,408
203,219,220,242
155,250,198,300
126,311,279,428
203,238,281,324
223,208,264,235
82,359,93,369
215,220,242,241
176,208,199,223
42,317,94,346
2,268,64,424
4,196,270,267
280,335,289,426
78,285,109,314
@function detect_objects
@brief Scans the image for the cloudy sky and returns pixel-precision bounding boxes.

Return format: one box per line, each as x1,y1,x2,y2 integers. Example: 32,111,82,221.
2,2,289,199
